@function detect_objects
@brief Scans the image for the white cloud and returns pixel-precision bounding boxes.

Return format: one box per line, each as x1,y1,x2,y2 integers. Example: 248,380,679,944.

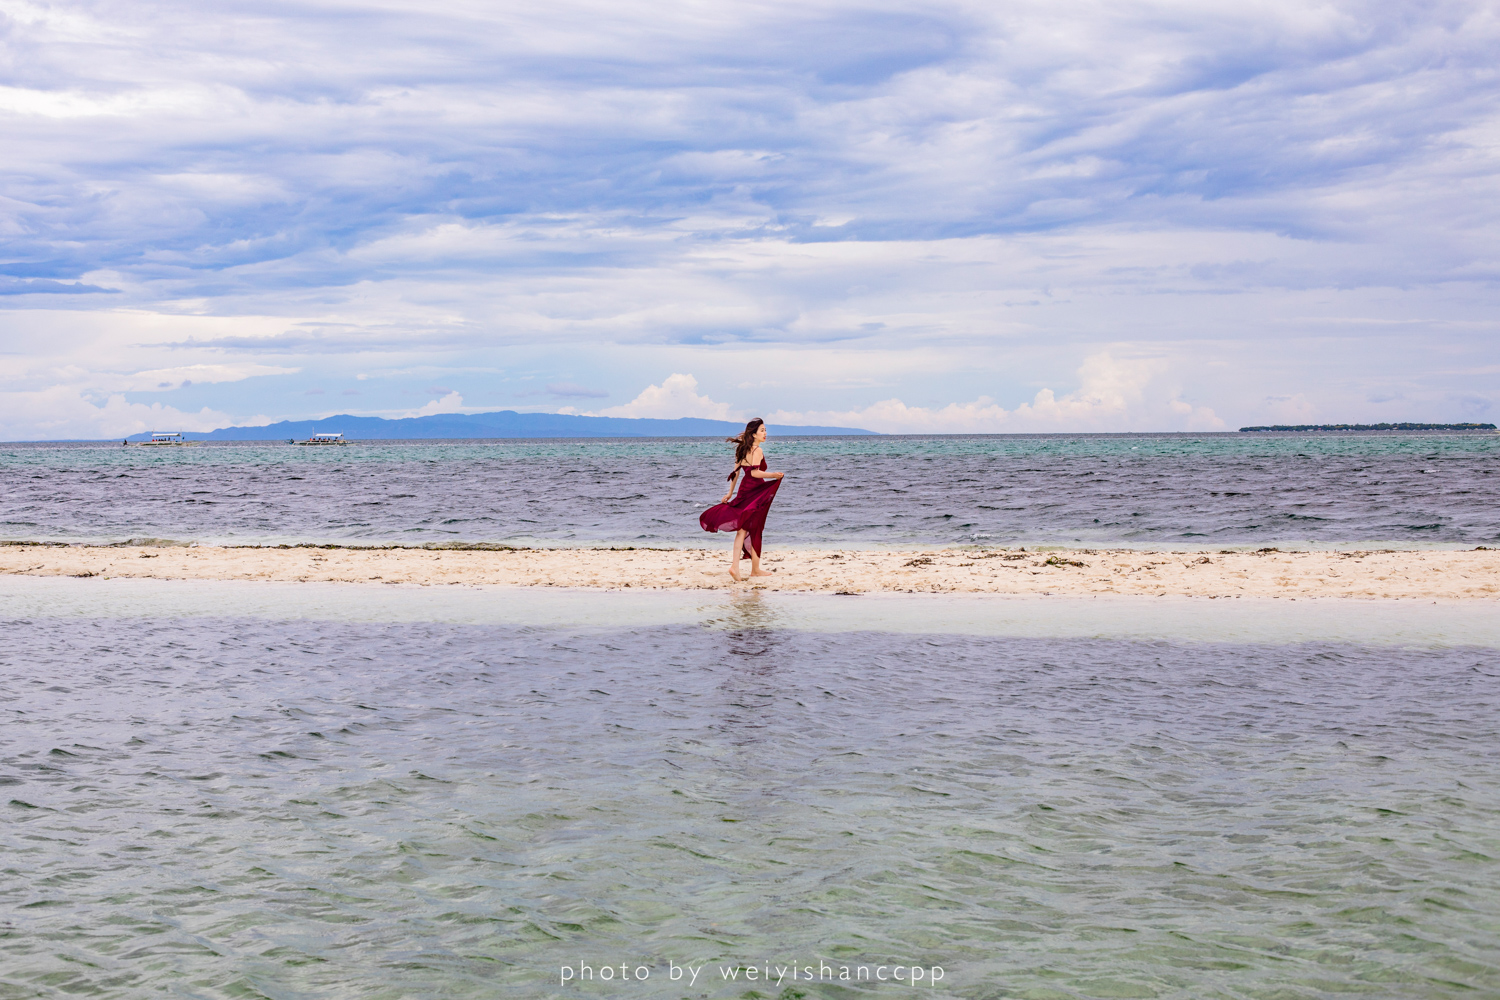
769,353,1226,433
1,0,1497,434
1260,393,1320,423
117,363,300,391
406,390,466,416
0,84,224,119
1167,399,1226,431
0,386,233,441
594,374,738,420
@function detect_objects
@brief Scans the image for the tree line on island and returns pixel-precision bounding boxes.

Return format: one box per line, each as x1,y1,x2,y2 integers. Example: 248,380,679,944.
1238,423,1496,432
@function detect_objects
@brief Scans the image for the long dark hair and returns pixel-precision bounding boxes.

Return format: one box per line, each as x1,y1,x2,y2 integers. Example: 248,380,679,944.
726,418,764,479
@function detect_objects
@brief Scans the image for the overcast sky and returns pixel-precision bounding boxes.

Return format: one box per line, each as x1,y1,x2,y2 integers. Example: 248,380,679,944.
2,0,1497,438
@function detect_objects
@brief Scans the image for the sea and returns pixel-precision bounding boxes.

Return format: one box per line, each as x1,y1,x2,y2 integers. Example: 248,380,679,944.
1,432,1497,548
2,433,1497,998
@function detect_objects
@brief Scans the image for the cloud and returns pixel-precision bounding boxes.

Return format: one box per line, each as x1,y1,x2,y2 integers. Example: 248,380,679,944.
0,386,234,441
4,0,1496,301
396,389,471,416
769,353,1226,433
0,277,117,295
0,352,297,437
546,381,607,399
594,374,737,420
115,363,301,391
0,0,1497,437
1260,393,1320,423
407,390,466,416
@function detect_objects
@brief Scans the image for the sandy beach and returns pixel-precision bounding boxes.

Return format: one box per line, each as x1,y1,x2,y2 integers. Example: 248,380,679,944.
2,542,1497,599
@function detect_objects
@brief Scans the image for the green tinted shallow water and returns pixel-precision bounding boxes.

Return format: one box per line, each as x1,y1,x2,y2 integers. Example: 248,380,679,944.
5,431,1500,466
2,580,1497,999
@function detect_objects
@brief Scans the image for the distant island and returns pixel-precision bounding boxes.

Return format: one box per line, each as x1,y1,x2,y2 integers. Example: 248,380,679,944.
1239,422,1496,432
125,410,875,442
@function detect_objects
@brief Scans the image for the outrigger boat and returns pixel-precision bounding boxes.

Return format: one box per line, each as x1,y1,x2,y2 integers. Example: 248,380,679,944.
136,431,195,447
295,432,348,446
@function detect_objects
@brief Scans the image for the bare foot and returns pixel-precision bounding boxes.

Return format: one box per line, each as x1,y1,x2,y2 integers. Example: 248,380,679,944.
729,567,744,582
750,569,773,577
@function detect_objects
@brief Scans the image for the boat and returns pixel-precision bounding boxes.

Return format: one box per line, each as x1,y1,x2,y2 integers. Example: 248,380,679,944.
138,431,195,447
296,432,348,446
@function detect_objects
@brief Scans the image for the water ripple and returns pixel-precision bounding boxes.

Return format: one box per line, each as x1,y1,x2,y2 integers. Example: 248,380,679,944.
1,616,1497,997
2,434,1498,547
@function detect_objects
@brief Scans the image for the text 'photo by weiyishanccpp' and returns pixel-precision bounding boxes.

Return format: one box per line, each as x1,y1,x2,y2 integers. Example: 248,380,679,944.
2,434,1498,998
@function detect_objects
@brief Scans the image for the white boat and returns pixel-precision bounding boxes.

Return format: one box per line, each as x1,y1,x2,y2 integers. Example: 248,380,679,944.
296,432,348,446
138,431,194,447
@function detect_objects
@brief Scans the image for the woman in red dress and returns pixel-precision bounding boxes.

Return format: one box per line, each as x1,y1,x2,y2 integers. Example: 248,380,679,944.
699,418,785,582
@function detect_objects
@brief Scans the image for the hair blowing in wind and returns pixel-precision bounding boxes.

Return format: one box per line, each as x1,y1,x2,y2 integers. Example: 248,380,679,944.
726,418,765,478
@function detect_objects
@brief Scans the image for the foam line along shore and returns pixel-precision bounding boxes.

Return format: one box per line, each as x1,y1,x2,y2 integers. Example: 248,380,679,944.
2,543,1497,599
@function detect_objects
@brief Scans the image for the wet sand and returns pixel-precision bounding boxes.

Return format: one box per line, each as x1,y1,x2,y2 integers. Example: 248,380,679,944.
2,543,1497,599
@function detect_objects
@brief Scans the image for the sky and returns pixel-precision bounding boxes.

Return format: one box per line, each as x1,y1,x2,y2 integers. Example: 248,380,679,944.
1,0,1497,439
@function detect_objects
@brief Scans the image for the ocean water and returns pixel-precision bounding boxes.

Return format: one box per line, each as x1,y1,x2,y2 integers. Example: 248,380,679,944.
2,432,1498,548
2,579,1498,999
5,430,1498,999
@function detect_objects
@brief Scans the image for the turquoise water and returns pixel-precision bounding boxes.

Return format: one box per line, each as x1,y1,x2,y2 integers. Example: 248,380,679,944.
2,579,1497,999
6,430,1499,465
3,433,1497,547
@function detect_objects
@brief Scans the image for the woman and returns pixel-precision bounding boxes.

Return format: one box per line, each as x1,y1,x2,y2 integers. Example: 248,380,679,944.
699,418,785,582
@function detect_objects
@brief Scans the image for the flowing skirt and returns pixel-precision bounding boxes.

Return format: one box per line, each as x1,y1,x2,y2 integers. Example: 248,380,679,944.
700,475,780,558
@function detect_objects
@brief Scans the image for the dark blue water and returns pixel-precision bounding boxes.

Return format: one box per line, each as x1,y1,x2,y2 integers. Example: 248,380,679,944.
2,433,1497,548
2,605,1497,997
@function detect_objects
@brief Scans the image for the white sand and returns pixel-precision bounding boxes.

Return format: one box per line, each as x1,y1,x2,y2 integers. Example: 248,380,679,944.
2,543,1497,599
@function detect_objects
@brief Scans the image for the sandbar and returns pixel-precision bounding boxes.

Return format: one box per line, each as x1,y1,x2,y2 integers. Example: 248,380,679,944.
2,543,1497,600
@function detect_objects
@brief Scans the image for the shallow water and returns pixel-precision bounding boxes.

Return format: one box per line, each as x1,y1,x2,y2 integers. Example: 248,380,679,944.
3,432,1498,548
3,581,1497,998
6,575,1500,648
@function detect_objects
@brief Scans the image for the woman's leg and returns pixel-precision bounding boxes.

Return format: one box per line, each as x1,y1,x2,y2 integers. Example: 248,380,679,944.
730,530,747,581
748,538,769,576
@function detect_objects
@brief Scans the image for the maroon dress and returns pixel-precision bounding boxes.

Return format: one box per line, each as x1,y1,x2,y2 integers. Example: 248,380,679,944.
700,459,781,558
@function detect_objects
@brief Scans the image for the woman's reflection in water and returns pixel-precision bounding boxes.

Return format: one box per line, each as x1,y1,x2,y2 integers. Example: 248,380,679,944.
720,590,788,664
707,591,792,747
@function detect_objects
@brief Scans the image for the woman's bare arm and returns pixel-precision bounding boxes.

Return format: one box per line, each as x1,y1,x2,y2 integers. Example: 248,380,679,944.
722,468,739,502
